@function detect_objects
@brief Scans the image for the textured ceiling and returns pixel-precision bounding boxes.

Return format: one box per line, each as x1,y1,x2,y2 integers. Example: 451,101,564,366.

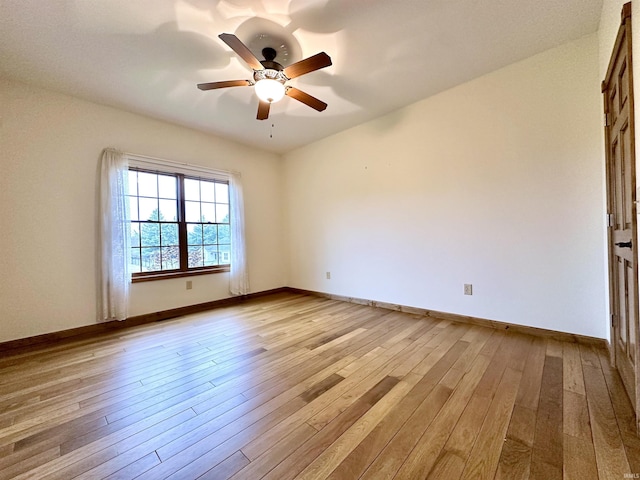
0,0,603,153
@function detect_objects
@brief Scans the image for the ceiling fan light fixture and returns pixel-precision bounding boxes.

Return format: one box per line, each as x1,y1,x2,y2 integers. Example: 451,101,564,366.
199,33,332,120
254,78,286,103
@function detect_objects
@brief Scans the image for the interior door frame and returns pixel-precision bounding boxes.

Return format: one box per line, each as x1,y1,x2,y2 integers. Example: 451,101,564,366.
603,1,640,434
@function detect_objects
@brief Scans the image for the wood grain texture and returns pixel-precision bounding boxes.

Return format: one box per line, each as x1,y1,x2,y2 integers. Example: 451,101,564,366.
530,355,563,480
0,292,635,480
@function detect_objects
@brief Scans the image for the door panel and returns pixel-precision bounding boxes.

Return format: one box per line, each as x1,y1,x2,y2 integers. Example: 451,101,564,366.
603,2,640,435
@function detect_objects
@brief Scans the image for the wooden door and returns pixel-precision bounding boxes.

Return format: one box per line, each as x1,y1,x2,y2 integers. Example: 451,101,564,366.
603,2,640,434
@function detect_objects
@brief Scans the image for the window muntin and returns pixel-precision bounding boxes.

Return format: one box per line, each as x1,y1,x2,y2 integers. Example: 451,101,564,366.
128,169,230,279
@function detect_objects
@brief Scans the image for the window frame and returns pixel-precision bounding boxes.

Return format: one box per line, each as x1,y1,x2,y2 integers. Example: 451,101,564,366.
128,167,231,282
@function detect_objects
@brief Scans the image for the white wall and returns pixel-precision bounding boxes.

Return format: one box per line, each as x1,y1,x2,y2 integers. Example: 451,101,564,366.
283,34,608,338
0,78,286,343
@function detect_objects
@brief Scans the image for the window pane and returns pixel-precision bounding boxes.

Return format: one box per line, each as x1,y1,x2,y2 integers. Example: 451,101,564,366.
129,197,139,221
188,246,203,268
130,247,141,273
219,244,231,264
185,201,201,222
216,204,229,223
139,197,158,221
128,171,138,196
141,247,162,271
203,224,217,244
140,223,160,247
201,181,215,202
187,224,203,246
161,246,180,270
138,172,158,198
218,224,230,244
184,178,200,201
201,203,215,223
161,223,178,246
216,183,229,204
159,199,177,222
204,246,219,266
129,170,232,276
158,175,177,199
130,222,141,248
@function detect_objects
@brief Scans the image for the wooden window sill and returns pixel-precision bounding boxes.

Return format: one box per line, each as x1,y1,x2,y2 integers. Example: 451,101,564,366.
132,266,230,283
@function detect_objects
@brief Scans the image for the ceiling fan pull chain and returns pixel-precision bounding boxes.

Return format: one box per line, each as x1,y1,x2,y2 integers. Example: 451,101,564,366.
270,123,275,138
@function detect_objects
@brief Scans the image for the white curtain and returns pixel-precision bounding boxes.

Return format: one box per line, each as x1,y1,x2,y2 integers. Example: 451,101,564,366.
229,171,249,295
100,148,130,320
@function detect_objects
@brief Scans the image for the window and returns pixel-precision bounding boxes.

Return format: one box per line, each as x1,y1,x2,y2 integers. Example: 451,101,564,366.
128,168,230,280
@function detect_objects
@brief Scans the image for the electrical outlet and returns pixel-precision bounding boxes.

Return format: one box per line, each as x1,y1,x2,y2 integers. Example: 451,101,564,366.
464,284,472,295
186,280,193,290
326,272,331,280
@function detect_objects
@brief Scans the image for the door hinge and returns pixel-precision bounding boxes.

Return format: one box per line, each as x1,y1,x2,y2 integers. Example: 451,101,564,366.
611,313,617,327
607,213,615,227
605,113,611,127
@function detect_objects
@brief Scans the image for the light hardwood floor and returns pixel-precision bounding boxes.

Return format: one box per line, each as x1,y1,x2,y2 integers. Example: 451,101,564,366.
0,292,638,479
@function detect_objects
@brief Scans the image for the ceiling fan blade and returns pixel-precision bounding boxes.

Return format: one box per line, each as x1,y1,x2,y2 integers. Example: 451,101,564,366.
286,87,328,112
197,80,251,91
257,100,270,120
219,33,264,71
283,52,332,79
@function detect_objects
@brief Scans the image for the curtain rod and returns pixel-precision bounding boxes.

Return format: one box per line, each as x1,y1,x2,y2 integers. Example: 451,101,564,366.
124,151,240,177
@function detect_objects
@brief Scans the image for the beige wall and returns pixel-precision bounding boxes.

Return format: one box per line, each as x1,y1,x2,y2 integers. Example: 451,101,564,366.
283,34,608,338
0,28,614,343
0,78,286,343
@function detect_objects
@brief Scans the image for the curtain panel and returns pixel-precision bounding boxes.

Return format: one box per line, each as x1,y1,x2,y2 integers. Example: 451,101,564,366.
229,171,249,296
100,148,130,321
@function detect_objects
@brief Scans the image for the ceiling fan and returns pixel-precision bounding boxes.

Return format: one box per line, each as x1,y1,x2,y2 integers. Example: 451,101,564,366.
198,33,332,120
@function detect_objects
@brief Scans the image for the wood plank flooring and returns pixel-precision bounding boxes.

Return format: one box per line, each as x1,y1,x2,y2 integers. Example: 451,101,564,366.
0,292,638,479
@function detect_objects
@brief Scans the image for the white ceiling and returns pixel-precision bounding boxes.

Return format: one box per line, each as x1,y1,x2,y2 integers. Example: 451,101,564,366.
0,0,603,154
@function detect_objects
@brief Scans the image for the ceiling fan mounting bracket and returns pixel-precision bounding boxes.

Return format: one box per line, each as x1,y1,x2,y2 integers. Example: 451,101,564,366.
259,47,285,72
262,47,277,62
